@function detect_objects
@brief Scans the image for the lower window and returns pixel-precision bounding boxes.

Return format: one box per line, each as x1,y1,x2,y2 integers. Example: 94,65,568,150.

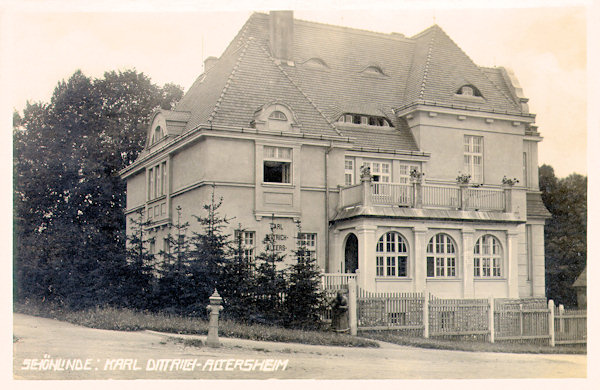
375,232,408,277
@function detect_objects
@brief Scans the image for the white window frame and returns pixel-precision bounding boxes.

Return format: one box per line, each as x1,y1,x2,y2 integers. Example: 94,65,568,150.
298,233,317,259
474,235,503,278
345,158,354,186
426,233,457,278
263,146,292,184
147,161,167,201
398,163,420,184
376,232,408,277
235,230,256,261
363,160,390,183
464,135,483,183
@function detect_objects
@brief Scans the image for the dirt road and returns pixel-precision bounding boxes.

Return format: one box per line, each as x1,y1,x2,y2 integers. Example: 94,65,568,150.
13,313,586,380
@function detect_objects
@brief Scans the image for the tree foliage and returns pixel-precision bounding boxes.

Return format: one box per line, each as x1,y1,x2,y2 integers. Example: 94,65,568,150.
285,222,325,329
14,69,183,308
539,164,587,307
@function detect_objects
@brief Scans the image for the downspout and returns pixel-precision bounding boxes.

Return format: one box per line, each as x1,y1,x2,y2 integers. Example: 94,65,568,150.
324,142,332,273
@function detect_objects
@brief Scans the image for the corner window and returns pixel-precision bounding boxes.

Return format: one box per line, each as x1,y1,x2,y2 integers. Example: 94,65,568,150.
474,235,502,277
298,233,317,259
263,146,292,184
464,135,483,183
426,233,457,278
376,232,408,277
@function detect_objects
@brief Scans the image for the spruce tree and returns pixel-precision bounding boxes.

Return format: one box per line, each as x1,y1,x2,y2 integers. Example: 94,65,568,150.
155,206,195,313
187,187,230,315
124,209,157,309
285,221,325,329
220,224,257,321
254,218,287,325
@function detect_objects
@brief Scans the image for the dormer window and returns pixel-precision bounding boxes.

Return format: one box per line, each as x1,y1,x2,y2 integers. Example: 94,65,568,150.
253,102,300,132
337,113,391,127
361,65,386,76
456,84,483,98
269,110,288,121
304,58,329,69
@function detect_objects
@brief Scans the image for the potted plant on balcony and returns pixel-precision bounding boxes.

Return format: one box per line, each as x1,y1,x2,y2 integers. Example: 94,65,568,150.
456,172,471,186
501,176,519,187
410,168,425,183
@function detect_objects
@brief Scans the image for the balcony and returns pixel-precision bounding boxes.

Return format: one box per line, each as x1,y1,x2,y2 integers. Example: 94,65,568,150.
338,178,514,213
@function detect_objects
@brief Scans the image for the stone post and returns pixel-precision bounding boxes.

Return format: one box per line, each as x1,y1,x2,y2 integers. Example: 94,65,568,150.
360,167,372,207
459,184,469,210
503,185,514,213
206,289,224,348
413,180,423,208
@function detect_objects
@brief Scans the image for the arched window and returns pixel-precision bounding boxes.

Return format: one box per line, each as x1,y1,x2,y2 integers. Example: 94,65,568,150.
269,110,288,121
456,84,483,97
376,232,408,277
152,125,164,144
426,233,457,277
362,65,386,76
474,235,502,277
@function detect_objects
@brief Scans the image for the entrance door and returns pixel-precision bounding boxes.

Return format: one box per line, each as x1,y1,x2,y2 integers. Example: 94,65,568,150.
344,233,358,273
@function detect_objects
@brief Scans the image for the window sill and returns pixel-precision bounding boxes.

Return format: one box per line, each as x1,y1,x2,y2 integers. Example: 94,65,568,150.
426,278,461,282
473,277,506,282
262,182,294,188
375,277,412,281
147,195,167,204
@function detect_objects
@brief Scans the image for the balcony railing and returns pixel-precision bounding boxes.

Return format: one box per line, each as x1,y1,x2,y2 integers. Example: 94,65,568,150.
338,179,512,212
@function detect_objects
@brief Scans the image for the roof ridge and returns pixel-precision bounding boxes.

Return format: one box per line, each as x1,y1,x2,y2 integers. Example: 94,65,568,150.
207,40,250,124
418,27,437,99
257,44,342,135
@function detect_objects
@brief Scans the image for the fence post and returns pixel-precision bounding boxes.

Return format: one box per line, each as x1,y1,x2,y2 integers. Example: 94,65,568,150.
489,296,495,343
348,278,357,336
548,299,555,347
423,292,429,338
558,304,565,333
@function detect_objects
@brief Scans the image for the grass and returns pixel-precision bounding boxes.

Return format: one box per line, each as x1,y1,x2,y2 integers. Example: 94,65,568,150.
14,302,379,348
360,331,586,355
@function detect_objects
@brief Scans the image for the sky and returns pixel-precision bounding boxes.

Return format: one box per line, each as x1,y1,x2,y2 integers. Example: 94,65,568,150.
0,0,594,178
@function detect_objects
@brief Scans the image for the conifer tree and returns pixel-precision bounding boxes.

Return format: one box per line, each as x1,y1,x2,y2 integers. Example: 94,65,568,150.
285,221,325,329
220,224,257,321
124,209,157,309
187,186,230,315
155,206,195,313
254,218,287,324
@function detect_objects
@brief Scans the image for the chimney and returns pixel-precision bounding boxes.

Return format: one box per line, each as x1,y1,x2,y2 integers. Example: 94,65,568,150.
269,11,294,63
204,56,218,72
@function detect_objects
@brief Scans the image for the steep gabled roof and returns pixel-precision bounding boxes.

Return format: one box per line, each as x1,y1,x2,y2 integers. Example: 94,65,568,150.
402,25,522,113
171,13,530,152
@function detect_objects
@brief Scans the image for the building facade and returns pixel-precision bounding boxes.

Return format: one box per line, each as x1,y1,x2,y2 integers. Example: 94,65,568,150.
120,11,551,299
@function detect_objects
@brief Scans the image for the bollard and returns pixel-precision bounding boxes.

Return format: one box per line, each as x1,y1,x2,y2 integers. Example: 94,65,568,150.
206,289,224,348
